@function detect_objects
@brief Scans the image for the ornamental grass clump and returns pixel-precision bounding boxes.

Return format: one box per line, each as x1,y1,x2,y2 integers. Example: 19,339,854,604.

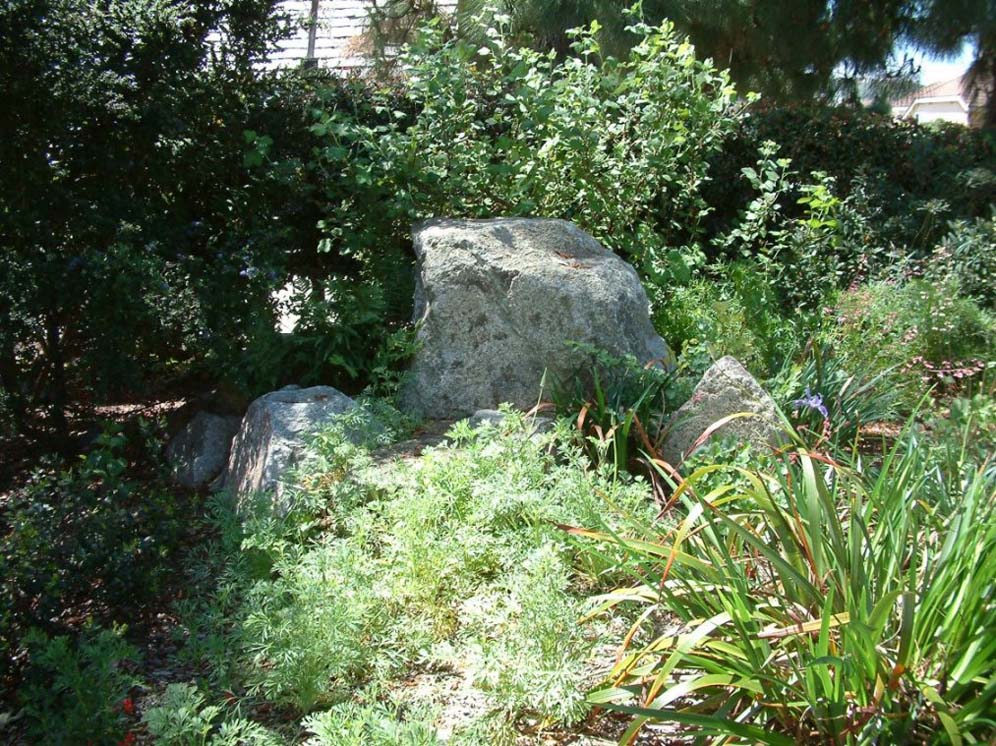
582,420,996,744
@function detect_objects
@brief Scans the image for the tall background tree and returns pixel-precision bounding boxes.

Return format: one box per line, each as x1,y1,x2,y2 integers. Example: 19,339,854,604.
371,0,992,120
0,0,289,442
910,0,995,127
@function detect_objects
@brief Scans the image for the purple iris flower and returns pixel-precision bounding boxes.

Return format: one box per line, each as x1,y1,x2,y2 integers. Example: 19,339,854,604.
793,387,829,419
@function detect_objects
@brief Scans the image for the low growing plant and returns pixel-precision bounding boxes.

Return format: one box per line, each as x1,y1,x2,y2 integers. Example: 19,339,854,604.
19,624,140,745
143,682,278,746
0,421,194,666
582,421,996,744
772,341,898,450
177,409,657,728
927,212,996,310
557,343,677,475
301,701,440,746
833,277,995,406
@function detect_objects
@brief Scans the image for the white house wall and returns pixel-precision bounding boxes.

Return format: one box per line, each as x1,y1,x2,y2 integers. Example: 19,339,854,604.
267,0,457,71
909,100,970,126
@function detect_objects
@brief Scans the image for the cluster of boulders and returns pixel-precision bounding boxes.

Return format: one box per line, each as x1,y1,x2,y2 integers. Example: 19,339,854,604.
167,218,782,512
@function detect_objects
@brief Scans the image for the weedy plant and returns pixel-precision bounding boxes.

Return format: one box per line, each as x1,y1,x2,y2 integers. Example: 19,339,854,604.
175,406,657,731
579,418,996,744
558,343,677,475
142,682,278,746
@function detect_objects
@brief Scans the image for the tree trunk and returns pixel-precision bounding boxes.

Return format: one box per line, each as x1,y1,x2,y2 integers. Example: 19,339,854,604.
45,313,69,447
0,299,26,435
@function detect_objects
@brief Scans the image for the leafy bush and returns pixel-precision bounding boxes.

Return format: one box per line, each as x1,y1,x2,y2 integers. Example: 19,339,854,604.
300,14,742,314
0,422,195,665
652,280,765,375
706,104,995,259
0,0,298,433
587,424,996,744
710,141,880,315
239,538,382,712
925,387,996,468
19,625,139,745
472,544,591,725
927,213,996,310
0,4,750,432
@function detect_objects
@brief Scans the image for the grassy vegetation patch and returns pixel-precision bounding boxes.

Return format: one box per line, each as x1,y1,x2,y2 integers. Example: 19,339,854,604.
169,410,658,741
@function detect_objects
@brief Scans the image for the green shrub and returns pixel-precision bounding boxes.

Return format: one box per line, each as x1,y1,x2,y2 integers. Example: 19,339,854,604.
0,0,296,430
240,538,382,712
302,15,741,296
0,422,194,665
833,278,995,404
19,625,139,745
927,213,996,310
653,261,805,379
472,544,591,725
925,387,996,468
706,105,995,259
653,280,765,374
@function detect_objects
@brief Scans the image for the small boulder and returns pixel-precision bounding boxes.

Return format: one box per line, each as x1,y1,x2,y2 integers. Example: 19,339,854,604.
399,218,672,418
223,385,361,512
660,357,783,466
467,409,511,429
165,412,241,489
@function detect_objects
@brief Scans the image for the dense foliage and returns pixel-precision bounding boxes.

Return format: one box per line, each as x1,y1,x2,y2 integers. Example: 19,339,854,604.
3,0,991,445
0,6,744,443
377,0,995,116
706,105,995,258
0,423,194,673
1,5,994,745
0,0,412,437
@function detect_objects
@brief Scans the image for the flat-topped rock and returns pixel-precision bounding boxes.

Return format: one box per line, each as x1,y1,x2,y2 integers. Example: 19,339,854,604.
399,218,672,418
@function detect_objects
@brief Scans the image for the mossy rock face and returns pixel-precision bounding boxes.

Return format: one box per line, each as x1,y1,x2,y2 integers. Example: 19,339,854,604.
400,218,672,418
660,356,784,466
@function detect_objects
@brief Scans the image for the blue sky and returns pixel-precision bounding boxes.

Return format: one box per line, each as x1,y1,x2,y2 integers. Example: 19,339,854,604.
901,40,976,84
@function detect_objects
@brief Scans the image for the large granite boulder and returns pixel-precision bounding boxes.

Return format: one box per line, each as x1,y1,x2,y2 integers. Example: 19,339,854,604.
223,385,361,511
399,218,672,418
165,412,241,489
660,356,783,466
